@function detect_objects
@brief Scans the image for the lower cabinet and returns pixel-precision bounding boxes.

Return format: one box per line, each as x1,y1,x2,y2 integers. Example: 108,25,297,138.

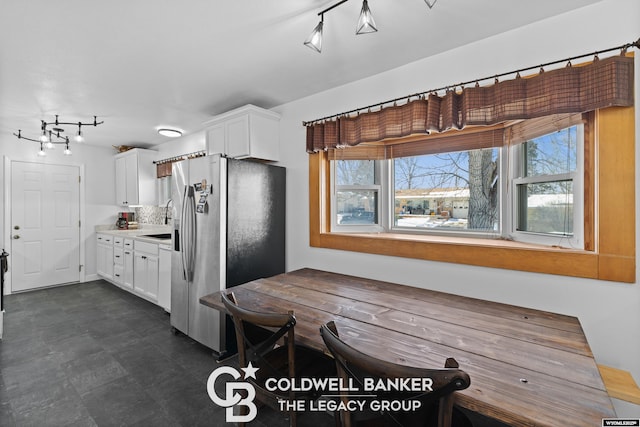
157,244,171,312
123,241,134,290
96,233,170,308
133,240,159,302
96,234,114,279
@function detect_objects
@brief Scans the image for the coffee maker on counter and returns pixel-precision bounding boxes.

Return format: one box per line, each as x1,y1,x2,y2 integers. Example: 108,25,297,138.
116,212,138,229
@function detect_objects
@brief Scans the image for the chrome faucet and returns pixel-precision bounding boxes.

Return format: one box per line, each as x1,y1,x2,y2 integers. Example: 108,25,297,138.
164,199,173,224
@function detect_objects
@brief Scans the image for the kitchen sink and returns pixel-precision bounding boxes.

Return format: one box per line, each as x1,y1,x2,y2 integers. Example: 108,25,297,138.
141,233,172,239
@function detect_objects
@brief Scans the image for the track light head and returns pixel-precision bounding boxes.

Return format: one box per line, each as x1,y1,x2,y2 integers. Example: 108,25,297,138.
304,18,324,53
356,0,377,35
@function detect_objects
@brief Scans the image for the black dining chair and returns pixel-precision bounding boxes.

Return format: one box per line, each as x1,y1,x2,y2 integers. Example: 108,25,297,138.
320,321,472,427
221,291,336,427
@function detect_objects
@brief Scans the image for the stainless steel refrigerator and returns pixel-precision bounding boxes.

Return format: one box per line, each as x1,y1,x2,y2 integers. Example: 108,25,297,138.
170,154,285,355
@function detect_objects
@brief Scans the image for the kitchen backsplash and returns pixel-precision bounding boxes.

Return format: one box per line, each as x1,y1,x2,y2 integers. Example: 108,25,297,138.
134,206,170,225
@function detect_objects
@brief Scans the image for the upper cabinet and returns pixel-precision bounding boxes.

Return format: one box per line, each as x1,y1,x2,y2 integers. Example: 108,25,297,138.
115,148,157,206
204,104,280,162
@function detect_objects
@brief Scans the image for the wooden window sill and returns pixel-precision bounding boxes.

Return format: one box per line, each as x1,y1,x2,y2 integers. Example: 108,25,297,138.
312,230,607,280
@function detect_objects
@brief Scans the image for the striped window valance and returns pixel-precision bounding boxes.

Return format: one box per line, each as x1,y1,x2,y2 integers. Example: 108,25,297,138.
306,54,634,155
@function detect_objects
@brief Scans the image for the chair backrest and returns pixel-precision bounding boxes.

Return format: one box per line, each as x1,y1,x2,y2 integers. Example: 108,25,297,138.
320,321,471,427
221,291,297,379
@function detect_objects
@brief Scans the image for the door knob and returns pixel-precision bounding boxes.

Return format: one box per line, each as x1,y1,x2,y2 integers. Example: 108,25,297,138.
13,235,20,239
14,225,20,230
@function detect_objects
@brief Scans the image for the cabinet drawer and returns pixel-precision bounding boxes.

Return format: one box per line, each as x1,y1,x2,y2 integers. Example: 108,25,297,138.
113,265,124,285
124,239,134,250
113,247,124,265
97,233,113,244
113,237,124,247
134,240,159,256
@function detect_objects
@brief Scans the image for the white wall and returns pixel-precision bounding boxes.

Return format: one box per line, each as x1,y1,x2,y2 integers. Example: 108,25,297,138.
274,0,640,416
0,137,119,286
151,130,206,160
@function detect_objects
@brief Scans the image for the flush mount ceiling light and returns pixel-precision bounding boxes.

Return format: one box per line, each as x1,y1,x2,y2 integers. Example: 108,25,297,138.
304,0,437,53
14,115,103,157
158,128,183,138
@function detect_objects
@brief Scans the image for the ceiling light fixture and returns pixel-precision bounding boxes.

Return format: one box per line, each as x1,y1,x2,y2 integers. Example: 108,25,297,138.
304,16,324,52
158,128,183,138
13,115,103,157
424,0,437,9
356,0,377,34
305,0,436,53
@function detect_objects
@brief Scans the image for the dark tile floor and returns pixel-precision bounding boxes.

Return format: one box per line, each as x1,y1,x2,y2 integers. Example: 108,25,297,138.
0,280,508,427
0,280,333,426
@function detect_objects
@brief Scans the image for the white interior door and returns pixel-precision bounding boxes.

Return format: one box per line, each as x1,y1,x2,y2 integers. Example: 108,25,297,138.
11,161,80,291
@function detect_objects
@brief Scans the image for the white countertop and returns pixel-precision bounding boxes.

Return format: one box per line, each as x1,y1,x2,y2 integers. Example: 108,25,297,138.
95,224,172,244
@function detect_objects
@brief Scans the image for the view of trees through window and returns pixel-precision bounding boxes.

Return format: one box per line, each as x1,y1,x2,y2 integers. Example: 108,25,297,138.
335,160,378,225
333,125,579,237
394,148,499,232
516,126,578,236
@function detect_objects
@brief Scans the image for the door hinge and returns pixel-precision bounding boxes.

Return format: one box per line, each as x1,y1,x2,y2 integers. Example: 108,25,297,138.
78,175,81,183
79,264,83,272
79,220,81,227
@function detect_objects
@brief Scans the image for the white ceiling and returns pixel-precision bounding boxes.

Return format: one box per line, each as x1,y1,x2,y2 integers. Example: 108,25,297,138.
0,0,602,149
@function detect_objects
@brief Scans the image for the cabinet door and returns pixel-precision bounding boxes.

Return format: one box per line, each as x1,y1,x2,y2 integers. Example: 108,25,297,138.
100,244,114,279
226,115,250,158
96,243,106,276
123,249,134,290
115,157,127,205
146,255,159,301
124,153,139,205
206,123,226,155
133,252,147,294
133,252,158,302
157,248,171,312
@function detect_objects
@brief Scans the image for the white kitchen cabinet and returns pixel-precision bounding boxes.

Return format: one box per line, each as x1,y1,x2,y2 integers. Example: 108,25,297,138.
96,234,114,279
157,244,171,312
123,239,134,290
112,237,124,285
114,148,157,206
113,247,124,285
133,240,159,302
205,104,280,161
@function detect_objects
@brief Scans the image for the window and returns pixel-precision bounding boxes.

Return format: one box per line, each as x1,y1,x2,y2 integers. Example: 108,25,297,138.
393,148,499,234
311,107,635,283
331,160,383,231
511,125,583,248
330,122,584,248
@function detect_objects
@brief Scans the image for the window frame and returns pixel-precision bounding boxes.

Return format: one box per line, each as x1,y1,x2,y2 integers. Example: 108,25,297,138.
309,107,635,283
508,122,585,248
330,159,386,233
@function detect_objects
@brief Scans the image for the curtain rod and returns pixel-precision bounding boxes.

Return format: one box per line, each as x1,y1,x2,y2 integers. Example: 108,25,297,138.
153,150,206,164
302,37,640,126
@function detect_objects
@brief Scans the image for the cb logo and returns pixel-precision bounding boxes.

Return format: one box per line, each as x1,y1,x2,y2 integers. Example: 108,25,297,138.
207,365,258,422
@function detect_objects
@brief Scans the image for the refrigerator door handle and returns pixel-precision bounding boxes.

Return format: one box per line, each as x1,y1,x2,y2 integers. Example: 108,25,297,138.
182,185,196,282
180,185,189,281
186,186,196,281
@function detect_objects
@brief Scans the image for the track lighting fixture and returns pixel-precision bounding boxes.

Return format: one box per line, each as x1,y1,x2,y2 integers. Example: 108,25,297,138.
304,16,324,53
424,0,437,9
13,115,104,157
356,0,377,34
305,0,436,53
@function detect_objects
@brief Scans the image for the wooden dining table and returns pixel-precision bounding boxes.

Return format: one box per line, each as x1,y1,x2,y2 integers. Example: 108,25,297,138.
200,268,616,427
